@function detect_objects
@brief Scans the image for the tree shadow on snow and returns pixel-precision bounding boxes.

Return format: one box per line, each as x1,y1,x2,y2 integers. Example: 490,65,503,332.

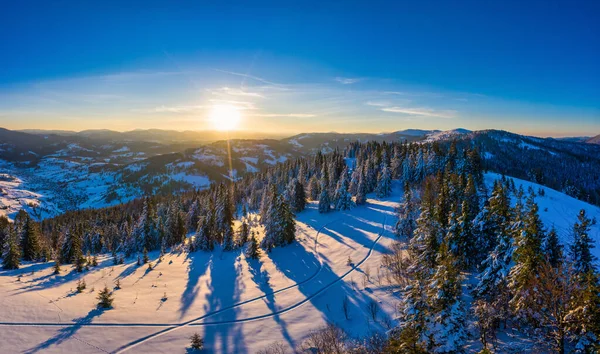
24,308,106,354
248,258,295,349
201,250,246,353
179,251,212,319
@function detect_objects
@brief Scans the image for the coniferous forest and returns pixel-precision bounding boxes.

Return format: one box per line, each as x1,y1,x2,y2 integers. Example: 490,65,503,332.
2,140,598,353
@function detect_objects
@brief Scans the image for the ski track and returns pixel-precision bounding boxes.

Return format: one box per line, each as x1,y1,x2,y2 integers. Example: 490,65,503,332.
0,213,388,354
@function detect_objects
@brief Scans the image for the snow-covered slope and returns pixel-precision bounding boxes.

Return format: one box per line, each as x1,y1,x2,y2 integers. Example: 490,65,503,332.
485,173,600,261
0,184,402,353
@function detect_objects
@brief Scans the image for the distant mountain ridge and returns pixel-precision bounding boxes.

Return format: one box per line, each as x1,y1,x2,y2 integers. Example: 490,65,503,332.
2,127,600,220
587,134,600,144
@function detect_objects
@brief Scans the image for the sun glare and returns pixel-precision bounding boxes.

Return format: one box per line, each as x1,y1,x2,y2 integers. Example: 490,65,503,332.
209,105,241,131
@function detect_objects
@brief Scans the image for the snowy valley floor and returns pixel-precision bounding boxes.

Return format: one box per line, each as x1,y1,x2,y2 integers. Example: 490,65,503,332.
0,185,402,354
1,174,599,354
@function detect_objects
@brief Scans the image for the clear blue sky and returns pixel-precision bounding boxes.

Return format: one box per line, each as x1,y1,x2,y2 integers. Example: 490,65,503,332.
0,0,598,136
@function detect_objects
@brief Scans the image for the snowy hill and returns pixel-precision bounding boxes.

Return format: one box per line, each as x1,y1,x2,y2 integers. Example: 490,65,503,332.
0,173,597,353
0,183,402,353
485,173,600,262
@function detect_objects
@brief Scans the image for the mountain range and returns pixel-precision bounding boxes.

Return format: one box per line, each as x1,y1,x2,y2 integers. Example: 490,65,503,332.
1,127,599,220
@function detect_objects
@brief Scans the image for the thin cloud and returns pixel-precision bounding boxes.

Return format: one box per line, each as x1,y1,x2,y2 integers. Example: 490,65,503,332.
365,100,391,107
132,105,205,113
251,113,316,118
213,69,281,86
208,99,257,110
335,77,362,85
381,107,457,118
212,87,265,98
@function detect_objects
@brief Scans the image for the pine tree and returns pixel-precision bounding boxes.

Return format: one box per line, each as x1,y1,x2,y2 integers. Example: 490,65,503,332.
143,247,149,264
355,166,368,206
543,226,563,268
307,175,320,201
97,286,114,309
53,259,61,274
335,167,353,211
190,333,204,351
570,209,597,276
318,172,331,214
22,218,41,261
426,243,468,353
280,199,296,245
376,165,392,198
509,194,546,322
567,210,600,352
246,233,260,260
261,188,280,252
395,183,418,239
291,179,307,213
2,229,20,270
195,216,214,251
238,221,249,246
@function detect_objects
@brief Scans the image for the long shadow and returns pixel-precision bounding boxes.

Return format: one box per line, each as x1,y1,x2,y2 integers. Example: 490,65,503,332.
201,249,246,353
248,258,295,349
12,267,89,295
268,202,392,339
179,251,212,319
24,308,106,354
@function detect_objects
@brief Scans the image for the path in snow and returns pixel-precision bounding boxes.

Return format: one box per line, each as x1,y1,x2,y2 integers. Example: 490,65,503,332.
0,214,388,354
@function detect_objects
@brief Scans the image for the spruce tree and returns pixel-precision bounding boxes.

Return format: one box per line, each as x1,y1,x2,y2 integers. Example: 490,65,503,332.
292,179,307,213
395,183,417,239
570,209,597,276
53,259,61,274
355,166,368,206
509,194,546,322
335,168,353,211
246,233,260,260
22,218,42,261
543,226,563,268
238,221,249,246
426,242,468,353
195,216,214,251
318,173,331,214
375,165,392,198
2,230,20,270
97,286,114,309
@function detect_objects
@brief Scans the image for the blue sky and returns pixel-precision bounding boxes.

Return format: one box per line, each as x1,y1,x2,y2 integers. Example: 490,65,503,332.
0,0,598,136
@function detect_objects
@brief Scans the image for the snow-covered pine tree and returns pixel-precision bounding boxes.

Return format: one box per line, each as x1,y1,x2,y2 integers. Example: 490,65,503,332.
426,242,468,353
246,232,260,260
0,216,9,253
2,229,20,270
237,221,249,246
195,216,214,251
395,182,418,239
261,187,281,252
409,180,440,271
335,167,353,211
473,184,516,331
307,175,320,201
318,168,331,213
280,198,297,246
566,209,600,352
291,179,307,213
570,209,597,276
509,193,546,322
543,226,563,268
355,165,368,206
375,164,392,198
21,217,42,261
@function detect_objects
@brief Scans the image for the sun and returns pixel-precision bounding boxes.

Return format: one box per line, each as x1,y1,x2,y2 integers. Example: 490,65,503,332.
209,105,241,131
